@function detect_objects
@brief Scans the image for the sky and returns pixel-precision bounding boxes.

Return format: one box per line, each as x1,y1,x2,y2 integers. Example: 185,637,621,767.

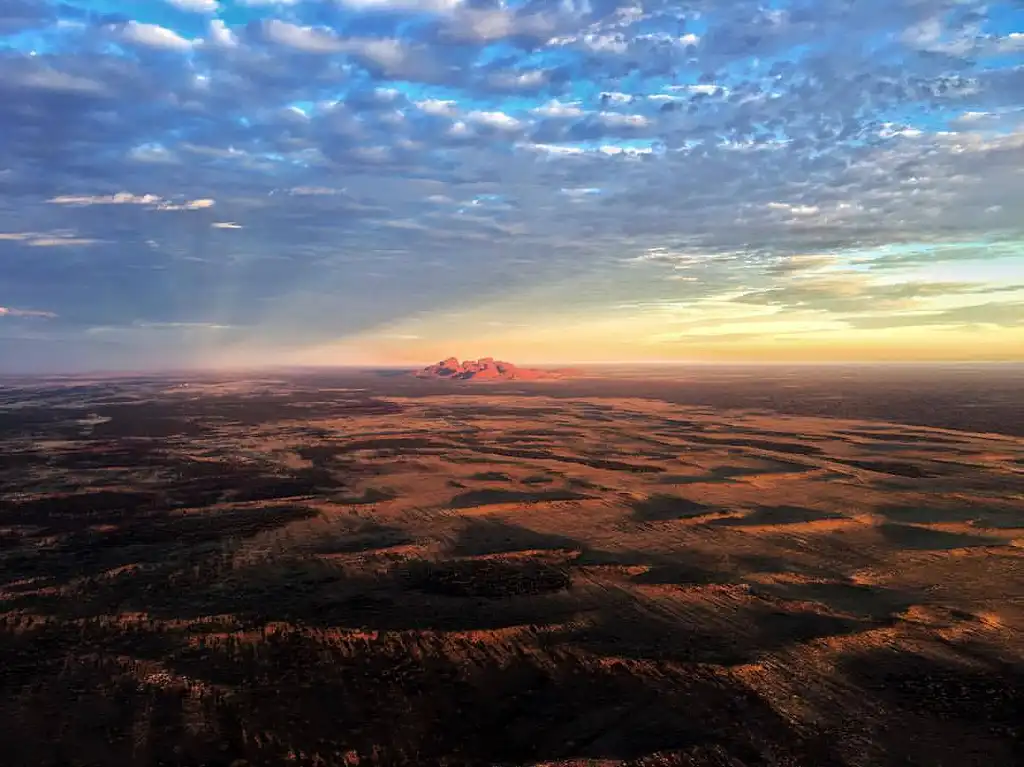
1,0,1023,372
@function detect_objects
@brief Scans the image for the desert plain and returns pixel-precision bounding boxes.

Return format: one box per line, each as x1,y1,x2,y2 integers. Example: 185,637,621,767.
0,364,1022,766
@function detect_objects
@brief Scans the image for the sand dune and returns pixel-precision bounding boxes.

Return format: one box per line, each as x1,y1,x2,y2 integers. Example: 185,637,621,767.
1,373,1022,766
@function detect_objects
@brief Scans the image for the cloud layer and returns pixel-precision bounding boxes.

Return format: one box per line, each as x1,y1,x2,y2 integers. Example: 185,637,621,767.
1,0,1023,370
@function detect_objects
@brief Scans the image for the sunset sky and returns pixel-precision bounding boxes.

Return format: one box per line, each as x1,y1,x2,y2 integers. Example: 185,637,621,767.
1,0,1023,372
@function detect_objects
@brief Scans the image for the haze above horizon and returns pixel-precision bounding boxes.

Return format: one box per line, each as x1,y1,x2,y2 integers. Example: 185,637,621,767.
1,0,1023,373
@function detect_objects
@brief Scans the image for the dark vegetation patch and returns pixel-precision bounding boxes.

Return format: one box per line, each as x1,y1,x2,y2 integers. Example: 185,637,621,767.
506,428,583,438
465,444,665,473
749,581,916,620
227,467,340,502
711,505,844,527
90,416,208,438
750,608,869,647
521,474,556,485
45,440,166,470
840,650,1024,738
492,435,555,445
296,444,349,465
877,523,1004,550
335,487,398,505
448,488,590,508
93,396,404,428
875,503,1024,529
631,563,734,587
447,519,581,557
0,619,841,767
0,407,93,438
566,604,751,666
836,429,964,445
1,505,317,588
396,557,572,599
306,522,413,556
467,471,513,481
839,459,945,478
0,450,44,472
567,477,605,490
971,515,1024,530
162,464,340,508
654,461,812,485
2,490,159,530
578,547,742,587
630,493,716,522
333,437,446,454
683,434,825,456
84,505,318,550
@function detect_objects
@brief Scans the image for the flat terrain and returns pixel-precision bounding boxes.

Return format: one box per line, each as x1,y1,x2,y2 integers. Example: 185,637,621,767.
1,367,1022,766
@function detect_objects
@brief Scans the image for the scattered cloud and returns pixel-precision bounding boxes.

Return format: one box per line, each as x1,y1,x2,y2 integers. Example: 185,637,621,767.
0,232,100,247
166,0,220,13
0,0,1022,370
48,193,213,211
0,306,56,319
120,21,194,51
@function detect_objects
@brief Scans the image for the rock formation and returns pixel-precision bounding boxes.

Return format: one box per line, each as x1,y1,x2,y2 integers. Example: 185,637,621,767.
414,357,571,381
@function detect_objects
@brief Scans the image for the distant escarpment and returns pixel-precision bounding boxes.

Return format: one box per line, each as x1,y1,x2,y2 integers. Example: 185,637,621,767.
414,357,574,381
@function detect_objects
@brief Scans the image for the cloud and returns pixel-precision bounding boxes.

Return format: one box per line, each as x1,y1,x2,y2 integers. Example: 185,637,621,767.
0,0,1023,370
206,19,238,48
262,20,343,53
119,21,194,51
467,110,521,131
1,231,100,247
25,237,100,247
48,193,164,206
48,193,213,210
0,306,56,319
166,0,220,12
847,302,1024,329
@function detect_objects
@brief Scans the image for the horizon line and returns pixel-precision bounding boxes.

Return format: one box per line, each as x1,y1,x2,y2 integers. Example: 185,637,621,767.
3,359,1024,379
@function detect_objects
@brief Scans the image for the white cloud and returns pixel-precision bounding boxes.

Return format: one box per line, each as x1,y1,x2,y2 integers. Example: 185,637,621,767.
767,202,820,216
598,112,649,128
531,100,584,118
128,144,179,164
666,84,728,96
49,192,163,206
166,0,219,12
287,186,344,196
488,69,548,90
0,306,56,319
351,38,410,72
48,193,213,211
10,68,108,96
340,0,461,11
121,21,194,51
416,99,458,116
206,20,238,48
263,21,343,53
26,237,100,247
154,198,216,211
467,110,521,131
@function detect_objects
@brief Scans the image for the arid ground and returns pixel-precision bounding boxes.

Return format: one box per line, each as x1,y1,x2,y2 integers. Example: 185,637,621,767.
1,366,1022,766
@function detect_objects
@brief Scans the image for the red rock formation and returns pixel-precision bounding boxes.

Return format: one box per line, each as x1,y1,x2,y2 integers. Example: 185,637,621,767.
414,357,572,381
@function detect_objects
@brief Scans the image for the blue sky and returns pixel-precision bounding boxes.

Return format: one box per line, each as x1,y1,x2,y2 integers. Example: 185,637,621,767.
1,0,1023,371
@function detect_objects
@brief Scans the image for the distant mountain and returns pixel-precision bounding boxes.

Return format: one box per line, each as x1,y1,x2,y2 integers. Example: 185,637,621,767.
414,357,574,381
